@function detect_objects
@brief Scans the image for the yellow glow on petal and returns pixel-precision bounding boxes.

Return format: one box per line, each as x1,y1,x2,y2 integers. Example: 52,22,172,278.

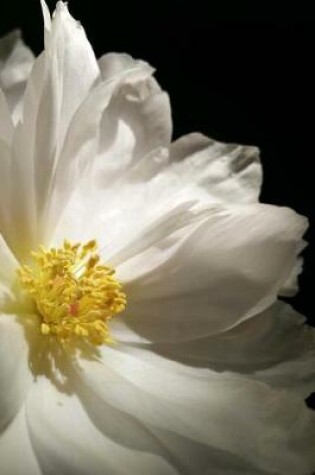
18,240,126,346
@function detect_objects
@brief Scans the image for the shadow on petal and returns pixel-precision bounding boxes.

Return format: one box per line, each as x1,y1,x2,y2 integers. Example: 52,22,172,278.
16,311,102,395
72,350,268,475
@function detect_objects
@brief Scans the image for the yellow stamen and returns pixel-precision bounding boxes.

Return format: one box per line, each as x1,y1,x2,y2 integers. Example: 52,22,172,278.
18,240,126,346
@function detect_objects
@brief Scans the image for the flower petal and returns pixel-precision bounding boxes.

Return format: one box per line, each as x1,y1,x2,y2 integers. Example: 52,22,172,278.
40,0,52,37
62,53,171,193
118,204,307,342
0,142,11,243
0,315,34,431
39,1,100,148
98,52,154,81
0,30,34,124
55,132,261,265
95,65,172,185
26,373,179,475
103,132,262,204
76,358,267,475
163,132,262,204
47,62,160,243
5,2,100,259
0,233,18,289
146,301,315,396
0,406,41,475
74,345,315,475
0,90,13,143
279,248,306,297
52,184,196,263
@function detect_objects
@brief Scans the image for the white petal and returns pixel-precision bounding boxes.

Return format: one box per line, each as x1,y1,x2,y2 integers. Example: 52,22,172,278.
47,64,160,243
96,62,258,207
77,357,267,475
0,406,41,475
0,233,18,290
253,349,315,399
95,71,172,186
74,345,315,475
5,56,46,258
98,52,154,81
94,89,171,187
0,315,35,431
0,89,13,143
52,179,195,261
0,30,34,90
147,301,315,395
167,133,262,203
118,203,307,342
26,373,179,475
55,132,260,265
0,30,34,124
41,1,100,147
0,142,11,244
40,0,52,37
279,244,306,297
5,2,100,259
40,79,122,242
102,132,262,205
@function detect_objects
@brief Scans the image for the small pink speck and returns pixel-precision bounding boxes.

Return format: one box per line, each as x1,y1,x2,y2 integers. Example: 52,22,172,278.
69,302,79,316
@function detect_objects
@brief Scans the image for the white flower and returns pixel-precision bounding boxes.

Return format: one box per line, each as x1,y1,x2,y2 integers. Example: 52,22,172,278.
0,2,314,474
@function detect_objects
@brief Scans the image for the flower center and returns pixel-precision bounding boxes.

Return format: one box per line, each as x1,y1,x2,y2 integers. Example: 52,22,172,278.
18,240,126,345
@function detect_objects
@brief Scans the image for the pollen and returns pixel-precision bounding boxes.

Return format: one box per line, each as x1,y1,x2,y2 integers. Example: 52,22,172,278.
17,240,127,346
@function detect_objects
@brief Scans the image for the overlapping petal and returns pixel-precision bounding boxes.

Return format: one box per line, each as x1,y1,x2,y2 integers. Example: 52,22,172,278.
138,301,315,394
72,345,315,475
54,132,262,263
0,406,41,475
90,52,172,189
26,373,179,475
116,203,307,342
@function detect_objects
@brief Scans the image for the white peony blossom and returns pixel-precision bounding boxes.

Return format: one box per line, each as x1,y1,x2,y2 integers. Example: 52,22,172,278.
0,2,314,474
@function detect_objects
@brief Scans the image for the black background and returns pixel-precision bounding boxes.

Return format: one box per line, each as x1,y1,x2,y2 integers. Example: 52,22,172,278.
0,1,313,328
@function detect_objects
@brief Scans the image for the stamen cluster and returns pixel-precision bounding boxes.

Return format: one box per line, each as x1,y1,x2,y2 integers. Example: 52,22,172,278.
18,240,126,345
